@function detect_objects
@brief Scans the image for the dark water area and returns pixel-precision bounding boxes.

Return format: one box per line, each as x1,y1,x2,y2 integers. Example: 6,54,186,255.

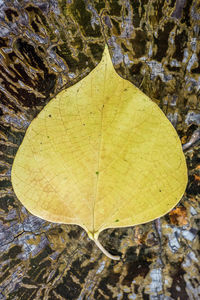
0,0,199,299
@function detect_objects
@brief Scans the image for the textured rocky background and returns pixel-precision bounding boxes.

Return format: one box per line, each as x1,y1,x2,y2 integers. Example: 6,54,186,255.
0,0,200,299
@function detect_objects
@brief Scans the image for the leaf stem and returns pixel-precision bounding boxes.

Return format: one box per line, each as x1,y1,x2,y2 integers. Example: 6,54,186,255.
93,237,120,260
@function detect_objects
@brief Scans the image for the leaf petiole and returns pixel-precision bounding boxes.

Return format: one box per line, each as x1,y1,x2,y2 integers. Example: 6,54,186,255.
93,236,120,261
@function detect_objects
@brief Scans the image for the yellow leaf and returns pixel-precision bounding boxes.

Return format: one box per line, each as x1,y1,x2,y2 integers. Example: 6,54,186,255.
11,45,187,260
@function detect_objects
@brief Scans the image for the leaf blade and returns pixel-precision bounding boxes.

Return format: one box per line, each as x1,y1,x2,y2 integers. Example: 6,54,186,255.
11,45,187,242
